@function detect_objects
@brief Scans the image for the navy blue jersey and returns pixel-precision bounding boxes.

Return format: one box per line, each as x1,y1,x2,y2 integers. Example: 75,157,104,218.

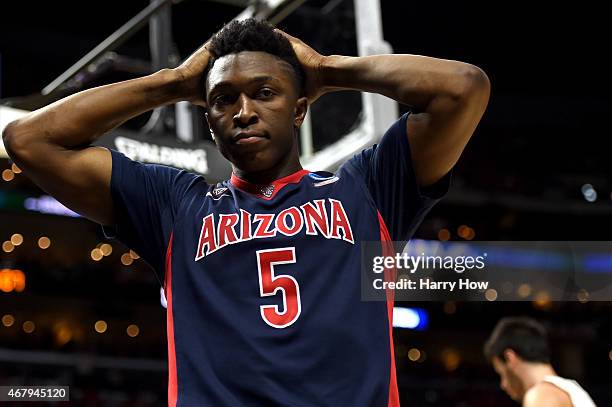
107,112,449,406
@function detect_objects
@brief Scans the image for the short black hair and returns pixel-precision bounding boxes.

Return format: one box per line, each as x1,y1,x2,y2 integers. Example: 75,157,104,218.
205,18,305,94
484,317,551,364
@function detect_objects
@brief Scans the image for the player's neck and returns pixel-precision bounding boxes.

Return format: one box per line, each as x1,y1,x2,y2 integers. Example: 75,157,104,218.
523,363,557,389
233,156,303,185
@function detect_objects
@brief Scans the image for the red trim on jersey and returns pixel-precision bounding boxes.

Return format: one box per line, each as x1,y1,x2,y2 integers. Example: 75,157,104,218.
164,232,178,407
377,212,400,407
230,169,310,200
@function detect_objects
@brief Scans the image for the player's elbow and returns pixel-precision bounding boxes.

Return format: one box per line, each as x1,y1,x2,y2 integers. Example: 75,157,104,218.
457,64,491,106
2,120,21,155
2,119,35,164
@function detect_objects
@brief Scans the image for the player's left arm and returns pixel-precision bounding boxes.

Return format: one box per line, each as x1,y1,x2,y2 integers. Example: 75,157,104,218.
280,31,490,187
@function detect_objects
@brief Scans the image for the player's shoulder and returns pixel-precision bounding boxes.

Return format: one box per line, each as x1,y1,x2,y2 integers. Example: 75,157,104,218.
523,381,572,407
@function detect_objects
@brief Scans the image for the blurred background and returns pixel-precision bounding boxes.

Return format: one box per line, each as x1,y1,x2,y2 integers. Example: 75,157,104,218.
1,0,611,405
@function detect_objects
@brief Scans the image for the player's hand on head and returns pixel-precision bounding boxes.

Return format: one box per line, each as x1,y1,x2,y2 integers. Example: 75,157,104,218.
275,29,327,103
173,40,213,107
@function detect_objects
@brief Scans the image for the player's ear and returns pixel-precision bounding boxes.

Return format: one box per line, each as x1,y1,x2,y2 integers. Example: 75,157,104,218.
503,349,519,366
294,97,308,129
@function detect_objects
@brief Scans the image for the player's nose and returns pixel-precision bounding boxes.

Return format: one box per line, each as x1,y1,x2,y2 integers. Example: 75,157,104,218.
500,379,508,392
233,94,258,128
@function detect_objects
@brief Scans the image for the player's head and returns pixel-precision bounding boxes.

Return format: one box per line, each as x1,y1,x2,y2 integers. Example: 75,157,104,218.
484,317,551,401
203,18,307,175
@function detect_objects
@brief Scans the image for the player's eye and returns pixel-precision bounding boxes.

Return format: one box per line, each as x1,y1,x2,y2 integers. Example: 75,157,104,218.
212,94,232,106
256,88,275,99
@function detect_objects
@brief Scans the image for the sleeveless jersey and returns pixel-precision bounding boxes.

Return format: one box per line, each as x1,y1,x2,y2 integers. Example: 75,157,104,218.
542,375,597,407
106,112,449,406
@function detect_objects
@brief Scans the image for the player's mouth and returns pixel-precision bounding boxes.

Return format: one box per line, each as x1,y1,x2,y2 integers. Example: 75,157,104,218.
233,130,268,145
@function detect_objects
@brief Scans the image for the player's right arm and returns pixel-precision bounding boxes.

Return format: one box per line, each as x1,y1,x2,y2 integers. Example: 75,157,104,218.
1,42,211,226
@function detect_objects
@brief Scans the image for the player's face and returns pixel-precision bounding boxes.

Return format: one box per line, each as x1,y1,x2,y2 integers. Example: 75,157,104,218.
205,51,307,174
492,356,526,402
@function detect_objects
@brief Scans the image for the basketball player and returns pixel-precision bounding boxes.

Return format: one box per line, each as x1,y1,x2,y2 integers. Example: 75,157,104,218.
3,19,489,406
485,317,597,407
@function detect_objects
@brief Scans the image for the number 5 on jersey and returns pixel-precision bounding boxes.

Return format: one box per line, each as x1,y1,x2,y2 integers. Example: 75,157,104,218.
256,247,301,328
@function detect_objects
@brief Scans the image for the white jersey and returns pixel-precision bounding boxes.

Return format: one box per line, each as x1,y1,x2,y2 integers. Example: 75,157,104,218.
542,375,597,407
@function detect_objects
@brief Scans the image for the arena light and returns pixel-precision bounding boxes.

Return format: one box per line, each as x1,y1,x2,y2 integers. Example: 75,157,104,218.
442,348,461,371
100,243,113,256
22,321,35,334
2,241,14,253
407,348,421,362
518,283,532,298
485,288,498,301
583,254,612,273
437,228,450,241
392,307,428,330
2,314,15,327
127,324,140,338
581,184,597,202
90,249,103,262
13,270,26,292
10,234,23,246
121,253,133,266
54,322,73,346
24,195,80,217
38,236,51,249
0,271,11,292
94,320,108,334
0,269,25,293
458,225,476,240
1,169,14,182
